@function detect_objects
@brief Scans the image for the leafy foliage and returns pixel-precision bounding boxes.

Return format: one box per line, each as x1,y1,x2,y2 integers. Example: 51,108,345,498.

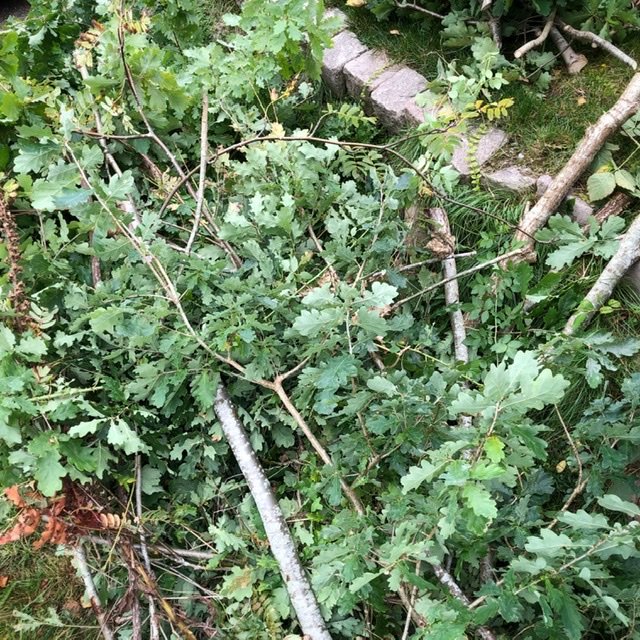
0,1,639,639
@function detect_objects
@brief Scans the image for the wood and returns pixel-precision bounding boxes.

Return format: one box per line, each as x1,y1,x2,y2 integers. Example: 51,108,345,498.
564,211,640,334
592,192,632,227
513,73,640,260
514,11,555,59
549,27,587,75
213,386,332,640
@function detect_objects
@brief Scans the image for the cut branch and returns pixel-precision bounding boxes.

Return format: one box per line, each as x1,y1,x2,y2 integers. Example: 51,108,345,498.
213,386,332,640
549,26,588,74
513,73,640,260
73,544,115,640
514,11,556,59
395,1,444,20
557,19,638,70
564,210,640,335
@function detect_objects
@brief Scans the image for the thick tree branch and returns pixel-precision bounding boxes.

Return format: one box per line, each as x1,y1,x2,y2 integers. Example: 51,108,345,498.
564,210,640,334
514,73,640,260
549,26,587,74
557,19,638,70
213,386,332,640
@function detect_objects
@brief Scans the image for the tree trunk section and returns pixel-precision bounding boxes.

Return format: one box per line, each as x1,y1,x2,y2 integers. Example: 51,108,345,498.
213,385,332,640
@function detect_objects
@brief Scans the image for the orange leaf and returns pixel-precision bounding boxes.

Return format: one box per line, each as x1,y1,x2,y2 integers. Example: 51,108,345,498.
0,576,8,588
0,509,41,545
4,485,26,508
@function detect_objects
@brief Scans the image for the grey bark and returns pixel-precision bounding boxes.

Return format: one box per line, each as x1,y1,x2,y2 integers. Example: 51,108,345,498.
213,386,332,640
514,73,640,259
564,212,640,335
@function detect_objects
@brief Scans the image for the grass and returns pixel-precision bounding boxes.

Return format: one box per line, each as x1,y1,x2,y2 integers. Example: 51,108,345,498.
0,542,90,640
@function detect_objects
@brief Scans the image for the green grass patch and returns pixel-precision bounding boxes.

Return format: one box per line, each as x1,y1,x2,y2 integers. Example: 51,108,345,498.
0,543,89,640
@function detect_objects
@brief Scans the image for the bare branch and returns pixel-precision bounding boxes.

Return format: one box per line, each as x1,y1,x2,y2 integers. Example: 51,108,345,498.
548,406,587,529
185,92,209,254
395,1,444,20
391,249,524,310
549,26,588,74
514,73,640,259
135,455,160,640
73,544,115,640
564,209,640,334
213,386,332,640
558,19,638,69
514,10,556,59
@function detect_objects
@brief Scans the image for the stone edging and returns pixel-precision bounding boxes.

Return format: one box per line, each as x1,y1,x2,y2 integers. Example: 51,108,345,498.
321,9,594,222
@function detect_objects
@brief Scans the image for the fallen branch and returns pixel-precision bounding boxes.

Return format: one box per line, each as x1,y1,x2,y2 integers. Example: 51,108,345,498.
549,26,588,74
395,1,444,20
513,73,640,260
135,456,160,640
592,191,632,226
432,564,496,640
73,544,115,640
213,386,332,640
427,208,469,364
564,210,640,334
514,10,556,59
557,19,638,70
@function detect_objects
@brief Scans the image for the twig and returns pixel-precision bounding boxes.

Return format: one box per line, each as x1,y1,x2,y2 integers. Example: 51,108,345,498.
185,93,209,254
365,252,477,281
564,209,640,334
514,10,556,59
391,249,523,310
135,455,160,640
73,544,115,640
548,406,586,529
432,564,497,640
273,381,365,515
557,19,638,70
395,1,444,20
400,561,422,640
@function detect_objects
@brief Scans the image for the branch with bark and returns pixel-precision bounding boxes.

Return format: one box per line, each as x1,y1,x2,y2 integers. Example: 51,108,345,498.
513,73,640,261
213,386,332,640
564,210,640,335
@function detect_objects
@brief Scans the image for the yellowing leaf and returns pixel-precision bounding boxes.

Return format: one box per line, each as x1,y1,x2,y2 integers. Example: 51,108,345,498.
577,96,587,106
346,0,366,7
389,29,401,35
556,460,567,473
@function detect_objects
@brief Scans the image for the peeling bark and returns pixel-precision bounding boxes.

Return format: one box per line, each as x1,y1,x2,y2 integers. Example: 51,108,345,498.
213,386,332,640
514,73,640,260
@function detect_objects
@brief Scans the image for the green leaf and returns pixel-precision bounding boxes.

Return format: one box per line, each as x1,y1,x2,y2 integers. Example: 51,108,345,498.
462,483,497,520
107,419,146,455
355,308,388,336
614,169,636,191
587,172,616,201
361,281,398,307
17,334,47,358
524,529,573,558
68,419,106,438
0,326,16,356
401,460,438,493
34,450,66,496
292,308,342,337
366,375,398,397
349,572,380,593
557,510,609,530
483,435,505,462
597,494,640,517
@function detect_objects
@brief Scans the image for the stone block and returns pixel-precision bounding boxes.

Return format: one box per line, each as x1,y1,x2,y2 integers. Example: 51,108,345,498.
536,174,594,224
403,90,448,126
369,66,427,130
483,166,536,194
343,49,398,100
451,128,508,176
321,30,368,97
323,8,348,35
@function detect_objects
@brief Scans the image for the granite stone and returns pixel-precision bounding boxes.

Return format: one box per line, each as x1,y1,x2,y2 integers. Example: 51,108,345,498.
321,30,368,97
